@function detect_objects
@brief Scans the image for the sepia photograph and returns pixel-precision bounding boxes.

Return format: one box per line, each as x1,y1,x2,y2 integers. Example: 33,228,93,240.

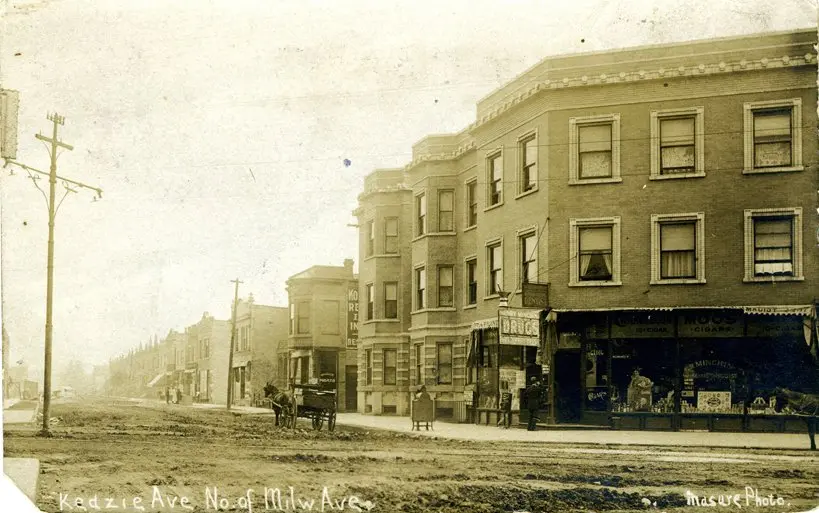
1,0,819,512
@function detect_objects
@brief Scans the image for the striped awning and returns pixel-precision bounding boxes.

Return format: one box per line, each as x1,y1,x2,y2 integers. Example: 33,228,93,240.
147,373,164,387
471,318,498,330
742,305,813,316
552,305,813,317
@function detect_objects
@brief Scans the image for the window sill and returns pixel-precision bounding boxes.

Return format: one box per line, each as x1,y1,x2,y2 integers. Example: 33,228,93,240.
362,319,401,325
569,177,623,186
411,234,428,243
743,275,804,283
515,187,538,200
411,307,458,314
362,254,402,262
463,225,477,233
650,278,706,285
427,231,457,237
483,202,504,213
649,172,706,181
463,304,477,310
568,281,622,287
483,294,500,301
742,165,803,175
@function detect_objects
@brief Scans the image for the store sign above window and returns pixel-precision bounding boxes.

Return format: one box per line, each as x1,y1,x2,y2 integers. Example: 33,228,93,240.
677,310,743,338
346,286,359,348
499,309,540,347
610,312,674,338
522,282,549,308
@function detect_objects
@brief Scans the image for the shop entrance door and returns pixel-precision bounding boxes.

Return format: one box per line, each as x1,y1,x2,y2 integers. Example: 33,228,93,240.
555,350,582,423
345,366,358,412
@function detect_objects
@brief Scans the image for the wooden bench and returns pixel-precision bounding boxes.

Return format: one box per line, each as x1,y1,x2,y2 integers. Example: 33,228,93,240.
411,397,434,431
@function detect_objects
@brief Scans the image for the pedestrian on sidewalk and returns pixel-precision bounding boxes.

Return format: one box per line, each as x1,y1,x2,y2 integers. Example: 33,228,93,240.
498,390,512,429
525,376,543,431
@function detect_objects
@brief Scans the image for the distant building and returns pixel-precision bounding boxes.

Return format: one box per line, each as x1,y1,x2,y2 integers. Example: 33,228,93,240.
229,295,288,406
184,313,230,404
286,259,359,412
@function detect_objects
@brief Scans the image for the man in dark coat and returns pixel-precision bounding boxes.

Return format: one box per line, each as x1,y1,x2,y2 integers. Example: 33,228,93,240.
525,376,543,431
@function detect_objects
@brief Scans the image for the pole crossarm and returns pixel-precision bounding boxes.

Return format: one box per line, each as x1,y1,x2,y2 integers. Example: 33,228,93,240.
4,158,103,199
8,113,103,436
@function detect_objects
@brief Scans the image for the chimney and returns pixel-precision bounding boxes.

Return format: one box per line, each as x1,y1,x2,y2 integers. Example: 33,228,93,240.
343,259,354,273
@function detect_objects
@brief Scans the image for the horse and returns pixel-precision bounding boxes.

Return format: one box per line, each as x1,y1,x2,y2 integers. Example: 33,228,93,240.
774,388,818,451
263,382,292,427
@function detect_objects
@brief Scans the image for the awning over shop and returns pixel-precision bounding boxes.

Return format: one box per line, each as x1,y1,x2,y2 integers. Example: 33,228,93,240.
471,318,498,330
742,305,813,316
553,305,814,317
147,373,164,387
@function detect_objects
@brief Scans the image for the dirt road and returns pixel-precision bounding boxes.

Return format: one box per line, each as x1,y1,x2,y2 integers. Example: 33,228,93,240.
4,398,818,512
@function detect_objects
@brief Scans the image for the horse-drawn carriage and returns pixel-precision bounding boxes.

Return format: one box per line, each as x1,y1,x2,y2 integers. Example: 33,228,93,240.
264,378,338,432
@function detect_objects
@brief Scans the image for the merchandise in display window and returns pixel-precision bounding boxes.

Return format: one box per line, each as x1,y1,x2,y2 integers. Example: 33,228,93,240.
608,339,676,413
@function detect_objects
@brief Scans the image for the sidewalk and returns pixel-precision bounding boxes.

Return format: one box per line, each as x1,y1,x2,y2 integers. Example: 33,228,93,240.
2,401,39,425
333,413,815,451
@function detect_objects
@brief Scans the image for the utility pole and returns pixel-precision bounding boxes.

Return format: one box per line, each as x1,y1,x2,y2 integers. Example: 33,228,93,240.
4,113,103,436
226,278,242,410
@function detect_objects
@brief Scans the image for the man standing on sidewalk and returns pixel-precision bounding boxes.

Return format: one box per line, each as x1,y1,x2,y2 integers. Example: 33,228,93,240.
525,377,543,431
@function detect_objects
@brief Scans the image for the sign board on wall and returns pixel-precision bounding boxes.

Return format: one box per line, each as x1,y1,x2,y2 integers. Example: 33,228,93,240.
499,309,540,347
610,312,674,338
677,310,743,338
697,391,731,412
521,282,549,309
346,285,359,348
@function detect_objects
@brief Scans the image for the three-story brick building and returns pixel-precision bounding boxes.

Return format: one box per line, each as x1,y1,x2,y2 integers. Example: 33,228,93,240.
355,29,819,431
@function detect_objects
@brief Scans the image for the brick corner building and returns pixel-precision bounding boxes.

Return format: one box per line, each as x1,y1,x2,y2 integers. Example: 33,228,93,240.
355,29,819,432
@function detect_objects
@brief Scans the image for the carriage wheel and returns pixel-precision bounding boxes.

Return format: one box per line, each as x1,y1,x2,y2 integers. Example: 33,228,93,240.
327,411,336,432
312,414,324,431
279,407,290,429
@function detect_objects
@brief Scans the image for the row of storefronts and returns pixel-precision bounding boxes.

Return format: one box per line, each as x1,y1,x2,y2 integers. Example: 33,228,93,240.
462,304,818,431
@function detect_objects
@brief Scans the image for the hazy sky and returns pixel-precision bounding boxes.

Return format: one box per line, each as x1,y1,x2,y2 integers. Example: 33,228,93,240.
0,0,815,374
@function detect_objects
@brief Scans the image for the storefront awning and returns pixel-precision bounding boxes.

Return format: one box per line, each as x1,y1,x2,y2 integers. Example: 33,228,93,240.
742,305,813,316
147,373,164,387
471,318,498,330
553,305,814,317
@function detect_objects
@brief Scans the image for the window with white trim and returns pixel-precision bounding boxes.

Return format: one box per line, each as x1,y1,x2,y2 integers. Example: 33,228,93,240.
436,342,452,385
415,266,426,309
365,283,374,320
487,241,503,295
416,193,427,236
438,189,454,231
465,258,477,305
365,220,375,257
384,282,398,319
569,114,621,184
466,179,478,227
744,208,803,281
650,213,706,284
438,265,454,307
297,300,311,334
519,135,537,193
384,217,398,254
365,349,372,385
520,231,538,284
487,152,503,206
743,99,802,173
569,217,621,286
650,107,705,179
414,344,423,385
383,349,397,386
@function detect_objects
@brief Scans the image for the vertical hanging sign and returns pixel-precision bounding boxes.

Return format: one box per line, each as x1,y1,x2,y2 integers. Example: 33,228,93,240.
346,285,359,348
